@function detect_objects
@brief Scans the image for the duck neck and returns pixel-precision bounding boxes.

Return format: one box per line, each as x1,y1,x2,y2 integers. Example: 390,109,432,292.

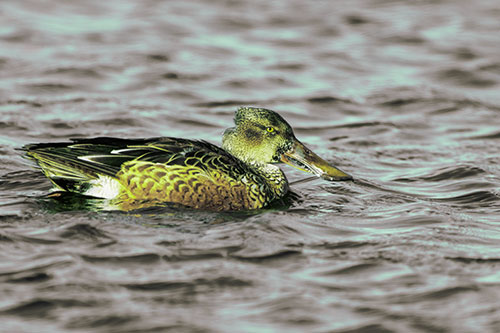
247,161,289,198
222,130,288,198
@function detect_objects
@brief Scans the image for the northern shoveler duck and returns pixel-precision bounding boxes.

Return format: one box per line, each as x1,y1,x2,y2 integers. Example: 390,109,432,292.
22,107,352,211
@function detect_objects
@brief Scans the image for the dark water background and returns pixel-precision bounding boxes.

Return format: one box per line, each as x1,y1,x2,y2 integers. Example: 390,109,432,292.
1,0,500,332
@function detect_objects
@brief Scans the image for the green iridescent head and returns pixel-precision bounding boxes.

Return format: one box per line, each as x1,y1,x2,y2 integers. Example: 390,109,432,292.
222,107,352,181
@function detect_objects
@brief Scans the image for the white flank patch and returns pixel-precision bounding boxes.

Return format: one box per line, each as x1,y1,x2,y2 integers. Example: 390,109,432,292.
84,176,122,199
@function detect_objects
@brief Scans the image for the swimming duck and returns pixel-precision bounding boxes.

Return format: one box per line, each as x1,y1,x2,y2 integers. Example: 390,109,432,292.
22,107,352,211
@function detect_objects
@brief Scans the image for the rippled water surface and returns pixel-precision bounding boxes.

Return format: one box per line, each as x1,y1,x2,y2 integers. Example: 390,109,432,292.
1,0,500,332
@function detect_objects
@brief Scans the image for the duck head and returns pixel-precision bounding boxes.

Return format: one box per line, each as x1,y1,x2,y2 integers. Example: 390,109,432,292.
222,107,352,181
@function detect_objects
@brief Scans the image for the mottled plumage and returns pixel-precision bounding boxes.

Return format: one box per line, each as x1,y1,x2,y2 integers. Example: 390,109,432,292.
22,107,351,211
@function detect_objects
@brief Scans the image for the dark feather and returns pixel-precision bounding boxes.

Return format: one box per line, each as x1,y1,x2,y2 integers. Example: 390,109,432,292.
22,136,249,181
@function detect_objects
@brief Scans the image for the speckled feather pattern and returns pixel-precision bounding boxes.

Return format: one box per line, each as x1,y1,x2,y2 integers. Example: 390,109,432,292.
23,136,289,211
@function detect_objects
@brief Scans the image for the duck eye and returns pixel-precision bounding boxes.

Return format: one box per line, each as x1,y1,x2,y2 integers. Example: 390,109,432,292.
266,127,275,133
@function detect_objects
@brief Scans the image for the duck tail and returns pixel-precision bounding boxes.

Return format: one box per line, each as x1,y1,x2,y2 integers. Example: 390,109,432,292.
21,141,122,193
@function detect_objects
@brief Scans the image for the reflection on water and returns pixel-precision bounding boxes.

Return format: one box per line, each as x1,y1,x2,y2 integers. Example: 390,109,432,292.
1,0,500,332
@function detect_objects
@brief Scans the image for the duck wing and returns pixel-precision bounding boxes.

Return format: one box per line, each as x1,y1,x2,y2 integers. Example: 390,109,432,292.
22,136,244,186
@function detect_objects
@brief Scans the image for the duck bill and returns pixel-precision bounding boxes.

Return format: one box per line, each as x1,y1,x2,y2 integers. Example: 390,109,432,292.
281,140,352,181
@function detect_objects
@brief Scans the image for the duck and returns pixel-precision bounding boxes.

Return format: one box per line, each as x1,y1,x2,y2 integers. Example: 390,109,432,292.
22,107,352,211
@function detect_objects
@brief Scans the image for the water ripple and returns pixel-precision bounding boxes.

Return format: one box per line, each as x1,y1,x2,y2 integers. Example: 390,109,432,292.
394,165,486,182
122,277,253,292
80,253,162,264
1,0,500,332
434,190,500,206
2,298,98,318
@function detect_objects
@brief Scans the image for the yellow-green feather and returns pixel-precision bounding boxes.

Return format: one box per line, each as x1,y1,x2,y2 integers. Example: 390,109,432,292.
112,161,268,211
22,107,302,212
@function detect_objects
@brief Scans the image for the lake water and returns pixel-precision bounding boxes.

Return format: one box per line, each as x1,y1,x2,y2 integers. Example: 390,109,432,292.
1,0,500,332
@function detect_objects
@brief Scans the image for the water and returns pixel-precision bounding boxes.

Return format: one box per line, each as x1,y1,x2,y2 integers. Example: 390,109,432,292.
1,0,500,331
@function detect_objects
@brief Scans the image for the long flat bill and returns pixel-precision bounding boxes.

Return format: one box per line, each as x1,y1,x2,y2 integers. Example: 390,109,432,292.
281,140,352,181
